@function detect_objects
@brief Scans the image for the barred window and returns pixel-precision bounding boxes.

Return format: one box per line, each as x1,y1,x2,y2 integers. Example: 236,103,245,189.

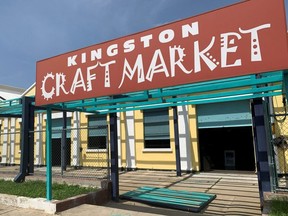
143,108,170,149
88,115,108,150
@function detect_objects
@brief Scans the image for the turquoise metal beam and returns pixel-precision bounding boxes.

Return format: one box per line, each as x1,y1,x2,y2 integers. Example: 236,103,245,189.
84,84,281,114
85,98,164,112
1,71,283,116
85,86,279,113
64,93,149,109
152,73,283,98
171,91,281,105
95,90,282,115
46,107,52,201
49,71,283,114
166,85,282,103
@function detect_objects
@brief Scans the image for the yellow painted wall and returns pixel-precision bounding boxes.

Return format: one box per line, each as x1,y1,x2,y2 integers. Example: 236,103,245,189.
81,113,109,167
134,108,176,170
25,85,36,96
14,118,22,164
119,105,201,171
1,92,199,171
40,115,47,165
0,82,211,172
120,112,127,168
0,118,22,165
273,95,288,173
0,119,3,162
0,141,1,162
0,119,6,163
189,105,200,171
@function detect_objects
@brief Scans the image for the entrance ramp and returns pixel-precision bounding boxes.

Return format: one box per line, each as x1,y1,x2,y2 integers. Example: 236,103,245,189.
120,186,216,213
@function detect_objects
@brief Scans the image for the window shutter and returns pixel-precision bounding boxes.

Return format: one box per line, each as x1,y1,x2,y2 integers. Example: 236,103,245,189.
88,115,107,137
52,118,71,139
144,108,169,140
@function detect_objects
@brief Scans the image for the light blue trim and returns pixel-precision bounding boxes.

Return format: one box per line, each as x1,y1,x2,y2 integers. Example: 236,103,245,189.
46,108,52,201
0,71,285,115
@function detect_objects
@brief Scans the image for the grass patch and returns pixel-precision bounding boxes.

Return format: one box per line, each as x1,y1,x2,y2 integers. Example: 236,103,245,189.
0,179,98,200
269,197,288,216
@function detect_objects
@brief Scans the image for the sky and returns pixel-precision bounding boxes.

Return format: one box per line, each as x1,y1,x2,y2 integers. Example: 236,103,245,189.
0,0,288,90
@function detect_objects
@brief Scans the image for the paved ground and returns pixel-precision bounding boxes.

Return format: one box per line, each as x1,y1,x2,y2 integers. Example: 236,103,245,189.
0,168,261,215
0,202,207,216
118,170,261,216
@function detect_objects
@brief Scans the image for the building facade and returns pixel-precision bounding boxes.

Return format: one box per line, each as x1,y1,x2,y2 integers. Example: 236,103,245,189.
0,85,25,165
1,83,287,177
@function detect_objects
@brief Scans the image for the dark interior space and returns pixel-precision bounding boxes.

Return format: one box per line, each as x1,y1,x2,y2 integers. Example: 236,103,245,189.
52,138,71,166
199,126,255,171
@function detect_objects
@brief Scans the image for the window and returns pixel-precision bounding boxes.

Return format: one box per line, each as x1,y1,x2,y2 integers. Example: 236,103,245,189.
52,118,71,139
143,108,170,149
88,115,108,150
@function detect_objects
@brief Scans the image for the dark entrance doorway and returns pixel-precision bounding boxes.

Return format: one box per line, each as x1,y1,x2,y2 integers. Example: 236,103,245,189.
199,126,255,171
52,138,71,166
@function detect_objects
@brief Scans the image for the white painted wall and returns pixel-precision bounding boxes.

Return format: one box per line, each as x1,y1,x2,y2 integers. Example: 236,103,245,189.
178,105,192,171
0,85,25,100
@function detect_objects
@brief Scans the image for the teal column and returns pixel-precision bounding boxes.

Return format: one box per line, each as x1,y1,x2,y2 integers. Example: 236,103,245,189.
46,108,52,200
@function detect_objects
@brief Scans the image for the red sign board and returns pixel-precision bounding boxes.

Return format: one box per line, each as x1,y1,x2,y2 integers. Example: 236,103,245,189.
36,0,288,106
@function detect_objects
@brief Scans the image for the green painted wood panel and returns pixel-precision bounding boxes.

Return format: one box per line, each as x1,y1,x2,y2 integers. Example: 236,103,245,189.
120,186,216,213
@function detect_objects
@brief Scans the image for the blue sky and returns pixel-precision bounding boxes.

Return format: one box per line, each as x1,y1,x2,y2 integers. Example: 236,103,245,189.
0,0,287,89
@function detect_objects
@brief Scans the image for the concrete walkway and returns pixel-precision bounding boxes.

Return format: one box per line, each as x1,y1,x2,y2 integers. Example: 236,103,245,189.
0,203,51,216
0,202,207,216
0,168,261,215
118,170,261,216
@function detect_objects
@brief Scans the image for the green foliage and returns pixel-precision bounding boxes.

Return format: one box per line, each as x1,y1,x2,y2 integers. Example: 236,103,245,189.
269,197,288,216
0,179,98,200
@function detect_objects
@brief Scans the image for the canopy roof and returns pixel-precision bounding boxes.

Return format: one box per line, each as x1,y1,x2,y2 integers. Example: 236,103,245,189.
0,70,286,117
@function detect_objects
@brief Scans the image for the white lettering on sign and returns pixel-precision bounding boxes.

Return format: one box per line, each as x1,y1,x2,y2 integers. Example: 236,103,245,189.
41,21,271,101
239,23,271,62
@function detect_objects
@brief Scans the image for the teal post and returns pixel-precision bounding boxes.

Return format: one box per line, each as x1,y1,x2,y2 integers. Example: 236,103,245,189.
46,108,52,200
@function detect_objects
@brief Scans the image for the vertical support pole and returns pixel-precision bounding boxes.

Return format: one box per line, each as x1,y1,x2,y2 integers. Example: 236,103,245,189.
21,97,30,174
251,98,271,208
61,111,67,174
110,112,119,201
46,108,52,201
173,106,181,176
28,101,35,174
14,96,35,182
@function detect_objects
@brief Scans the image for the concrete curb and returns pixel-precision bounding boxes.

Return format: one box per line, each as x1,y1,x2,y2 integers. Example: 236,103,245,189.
0,194,56,214
0,180,112,214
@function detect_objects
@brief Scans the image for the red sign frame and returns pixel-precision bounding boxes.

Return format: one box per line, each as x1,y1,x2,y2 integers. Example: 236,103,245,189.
36,0,288,106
